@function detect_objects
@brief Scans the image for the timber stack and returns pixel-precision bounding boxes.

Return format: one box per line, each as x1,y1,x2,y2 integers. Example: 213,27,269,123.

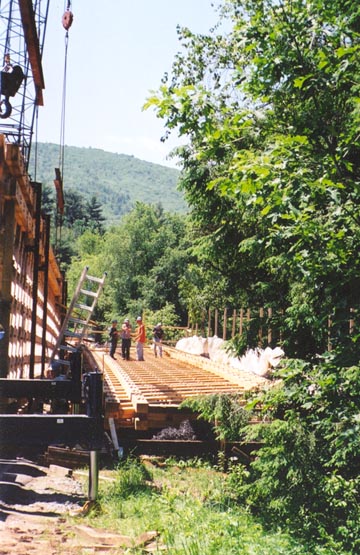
0,136,64,381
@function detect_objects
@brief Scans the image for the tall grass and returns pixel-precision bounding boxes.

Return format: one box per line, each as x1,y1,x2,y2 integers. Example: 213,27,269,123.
79,457,340,555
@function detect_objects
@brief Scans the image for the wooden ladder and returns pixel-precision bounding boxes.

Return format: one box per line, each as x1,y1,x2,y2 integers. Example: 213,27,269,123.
48,266,107,370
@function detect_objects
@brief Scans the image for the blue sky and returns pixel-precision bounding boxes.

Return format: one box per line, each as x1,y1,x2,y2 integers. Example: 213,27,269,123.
38,0,221,167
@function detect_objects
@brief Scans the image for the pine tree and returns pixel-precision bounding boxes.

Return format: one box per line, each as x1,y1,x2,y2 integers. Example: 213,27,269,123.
86,195,105,234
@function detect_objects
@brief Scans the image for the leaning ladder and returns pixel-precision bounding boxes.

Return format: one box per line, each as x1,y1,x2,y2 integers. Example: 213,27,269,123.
48,266,107,369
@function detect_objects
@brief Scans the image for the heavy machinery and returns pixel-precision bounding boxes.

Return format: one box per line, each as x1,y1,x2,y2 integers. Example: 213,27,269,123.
0,1,104,501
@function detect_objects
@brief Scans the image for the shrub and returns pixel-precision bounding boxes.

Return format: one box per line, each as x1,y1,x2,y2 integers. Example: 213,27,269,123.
234,354,360,552
180,393,251,442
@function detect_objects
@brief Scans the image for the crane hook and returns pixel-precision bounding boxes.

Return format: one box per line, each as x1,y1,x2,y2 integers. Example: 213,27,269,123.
0,60,24,119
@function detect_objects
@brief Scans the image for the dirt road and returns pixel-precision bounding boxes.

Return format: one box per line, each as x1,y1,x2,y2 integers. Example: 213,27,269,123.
0,458,158,554
0,458,86,554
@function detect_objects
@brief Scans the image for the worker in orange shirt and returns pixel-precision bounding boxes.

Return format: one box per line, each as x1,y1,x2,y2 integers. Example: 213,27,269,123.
134,316,146,361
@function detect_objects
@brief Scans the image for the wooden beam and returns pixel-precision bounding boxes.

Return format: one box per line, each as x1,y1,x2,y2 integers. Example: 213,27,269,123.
19,0,45,105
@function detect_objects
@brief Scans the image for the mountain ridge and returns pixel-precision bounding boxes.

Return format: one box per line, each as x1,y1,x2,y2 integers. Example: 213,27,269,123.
31,142,186,224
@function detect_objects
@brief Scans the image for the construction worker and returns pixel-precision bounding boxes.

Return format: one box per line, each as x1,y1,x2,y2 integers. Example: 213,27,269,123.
153,323,164,357
109,319,119,359
134,316,146,361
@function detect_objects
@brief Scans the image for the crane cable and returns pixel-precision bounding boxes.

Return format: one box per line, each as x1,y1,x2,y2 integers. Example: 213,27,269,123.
59,0,73,180
57,1,73,247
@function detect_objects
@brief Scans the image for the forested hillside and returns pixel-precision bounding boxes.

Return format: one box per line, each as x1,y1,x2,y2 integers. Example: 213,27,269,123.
30,143,186,224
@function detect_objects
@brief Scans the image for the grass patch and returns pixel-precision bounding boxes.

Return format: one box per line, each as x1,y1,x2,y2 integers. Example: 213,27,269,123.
74,457,341,555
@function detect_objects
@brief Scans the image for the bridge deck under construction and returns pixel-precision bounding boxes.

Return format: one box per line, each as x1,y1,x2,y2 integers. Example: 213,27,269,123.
87,345,268,432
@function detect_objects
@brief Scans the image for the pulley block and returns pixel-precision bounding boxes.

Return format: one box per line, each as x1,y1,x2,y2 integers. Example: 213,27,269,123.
62,10,74,31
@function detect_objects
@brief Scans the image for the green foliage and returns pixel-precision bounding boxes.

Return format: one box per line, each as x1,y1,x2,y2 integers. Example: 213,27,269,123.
63,189,87,227
227,316,266,356
104,457,153,500
65,232,113,328
143,302,182,342
41,184,55,215
65,202,192,328
180,393,251,441
86,195,106,234
164,456,213,470
145,0,360,359
53,229,77,270
235,353,360,552
101,203,191,323
43,185,106,271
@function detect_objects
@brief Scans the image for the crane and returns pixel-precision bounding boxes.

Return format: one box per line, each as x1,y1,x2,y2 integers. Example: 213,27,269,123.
0,0,49,168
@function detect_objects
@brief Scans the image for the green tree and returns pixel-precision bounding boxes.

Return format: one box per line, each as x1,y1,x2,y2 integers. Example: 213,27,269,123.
86,195,106,234
145,0,360,358
138,213,190,320
41,184,56,216
66,230,112,328
55,191,106,271
106,203,190,321
63,188,87,228
68,203,191,326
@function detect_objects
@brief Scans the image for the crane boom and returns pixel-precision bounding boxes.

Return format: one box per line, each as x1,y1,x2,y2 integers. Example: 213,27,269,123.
19,0,46,106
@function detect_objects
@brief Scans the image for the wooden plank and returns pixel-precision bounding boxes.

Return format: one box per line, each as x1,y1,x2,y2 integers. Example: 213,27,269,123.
131,394,149,414
134,417,148,431
223,308,227,340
